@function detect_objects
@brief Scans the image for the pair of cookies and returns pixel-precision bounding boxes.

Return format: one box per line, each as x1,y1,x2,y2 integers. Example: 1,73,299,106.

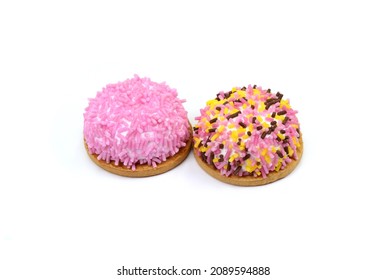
84,75,303,186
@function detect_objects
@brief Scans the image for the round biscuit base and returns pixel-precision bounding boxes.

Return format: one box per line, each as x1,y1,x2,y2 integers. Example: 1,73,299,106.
84,130,192,177
194,136,303,186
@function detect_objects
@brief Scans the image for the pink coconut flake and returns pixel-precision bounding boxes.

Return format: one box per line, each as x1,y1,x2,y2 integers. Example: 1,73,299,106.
84,75,190,169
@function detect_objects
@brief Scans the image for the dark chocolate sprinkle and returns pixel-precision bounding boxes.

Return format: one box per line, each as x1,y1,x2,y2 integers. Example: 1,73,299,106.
193,126,198,131
208,128,216,133
284,146,289,154
256,125,263,130
233,165,242,175
227,111,241,119
200,152,206,162
198,141,203,148
237,138,242,145
267,88,271,93
283,116,289,125
252,116,257,123
261,131,267,139
264,98,277,105
227,162,231,171
247,131,252,136
280,129,286,134
276,150,284,158
215,106,222,111
276,92,283,100
271,120,277,125
251,105,255,110
209,118,217,124
277,110,287,115
219,143,224,149
223,101,229,105
253,85,257,89
238,122,247,128
210,152,215,162
264,98,279,109
243,154,251,160
276,136,282,142
271,112,276,118
241,86,246,90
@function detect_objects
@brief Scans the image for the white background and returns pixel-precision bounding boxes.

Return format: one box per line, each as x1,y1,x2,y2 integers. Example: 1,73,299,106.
1,0,386,279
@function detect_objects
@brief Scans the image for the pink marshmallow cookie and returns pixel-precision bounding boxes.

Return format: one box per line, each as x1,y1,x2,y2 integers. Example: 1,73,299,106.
84,75,190,170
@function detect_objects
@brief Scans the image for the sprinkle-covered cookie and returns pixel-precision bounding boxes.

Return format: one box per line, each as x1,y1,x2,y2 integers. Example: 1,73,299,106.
84,75,192,177
193,85,302,186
